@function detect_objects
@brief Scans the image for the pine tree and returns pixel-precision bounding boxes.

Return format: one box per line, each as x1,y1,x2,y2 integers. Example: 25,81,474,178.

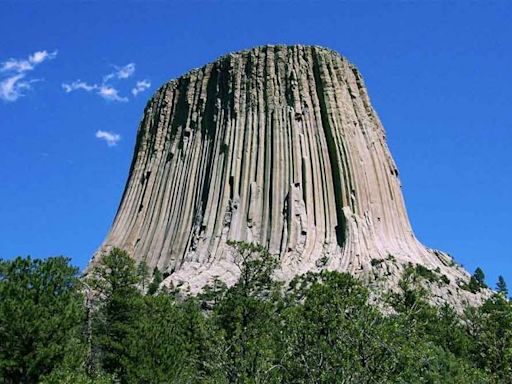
147,267,163,295
88,248,142,381
468,267,487,293
213,241,281,382
496,276,508,297
136,261,150,291
474,267,487,288
0,256,83,383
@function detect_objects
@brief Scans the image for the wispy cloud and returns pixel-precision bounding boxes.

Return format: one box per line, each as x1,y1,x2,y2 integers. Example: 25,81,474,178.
1,60,33,73
104,63,135,82
96,130,121,146
0,50,57,102
0,74,29,102
63,62,143,103
97,85,128,102
29,50,58,65
62,80,97,93
131,79,151,96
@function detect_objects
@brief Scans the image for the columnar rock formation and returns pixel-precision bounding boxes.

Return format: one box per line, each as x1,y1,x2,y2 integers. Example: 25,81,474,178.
93,45,479,304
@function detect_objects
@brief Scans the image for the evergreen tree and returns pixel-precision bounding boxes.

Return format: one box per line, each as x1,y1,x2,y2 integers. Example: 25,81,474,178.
40,367,115,384
468,267,488,293
474,267,487,288
88,248,143,381
136,261,150,291
212,241,282,383
2,246,508,383
0,256,83,383
147,267,163,295
467,293,512,382
124,294,226,383
280,271,385,383
496,275,508,297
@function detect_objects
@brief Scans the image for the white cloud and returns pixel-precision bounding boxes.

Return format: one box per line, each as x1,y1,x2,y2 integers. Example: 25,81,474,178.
0,49,57,102
103,63,135,82
0,74,30,101
62,81,127,102
29,50,58,65
96,130,121,146
1,59,33,73
131,79,151,96
115,63,135,79
64,62,140,103
97,85,128,102
62,80,97,93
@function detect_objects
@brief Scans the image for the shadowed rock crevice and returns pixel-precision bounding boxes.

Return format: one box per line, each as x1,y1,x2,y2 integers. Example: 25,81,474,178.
311,48,346,248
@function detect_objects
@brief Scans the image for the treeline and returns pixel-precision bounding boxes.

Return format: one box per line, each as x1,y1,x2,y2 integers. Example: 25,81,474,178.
1,242,511,383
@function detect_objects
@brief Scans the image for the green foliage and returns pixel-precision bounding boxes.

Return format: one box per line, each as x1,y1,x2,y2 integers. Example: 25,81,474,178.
124,295,225,383
388,264,431,315
414,263,439,282
198,278,228,310
40,367,115,384
0,256,83,384
440,273,451,285
1,246,510,383
136,261,150,291
474,267,487,287
496,275,508,297
280,271,390,383
371,258,383,267
466,293,512,382
88,248,226,383
88,248,143,381
385,273,494,383
401,262,451,285
464,267,488,293
212,240,281,383
147,266,162,295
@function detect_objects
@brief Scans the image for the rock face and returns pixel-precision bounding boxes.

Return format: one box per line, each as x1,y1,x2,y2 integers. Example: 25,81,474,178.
93,45,482,306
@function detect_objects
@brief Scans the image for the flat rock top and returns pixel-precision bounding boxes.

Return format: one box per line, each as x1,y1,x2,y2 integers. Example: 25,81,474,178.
161,44,351,88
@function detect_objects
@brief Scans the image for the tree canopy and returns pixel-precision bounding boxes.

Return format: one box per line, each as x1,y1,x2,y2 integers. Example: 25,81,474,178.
1,246,510,383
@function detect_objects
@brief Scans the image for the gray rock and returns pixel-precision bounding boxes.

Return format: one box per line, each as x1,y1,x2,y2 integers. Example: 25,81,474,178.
90,45,487,308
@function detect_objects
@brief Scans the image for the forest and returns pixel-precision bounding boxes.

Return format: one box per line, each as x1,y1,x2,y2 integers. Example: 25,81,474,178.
1,242,511,383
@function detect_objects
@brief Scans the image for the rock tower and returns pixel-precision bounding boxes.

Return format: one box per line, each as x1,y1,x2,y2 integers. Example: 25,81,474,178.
93,45,480,305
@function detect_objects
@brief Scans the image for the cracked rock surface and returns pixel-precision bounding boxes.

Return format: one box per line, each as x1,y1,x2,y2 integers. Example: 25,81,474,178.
91,45,486,307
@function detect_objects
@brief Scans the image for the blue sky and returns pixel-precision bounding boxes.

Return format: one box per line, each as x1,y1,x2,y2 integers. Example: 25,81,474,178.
1,1,510,288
